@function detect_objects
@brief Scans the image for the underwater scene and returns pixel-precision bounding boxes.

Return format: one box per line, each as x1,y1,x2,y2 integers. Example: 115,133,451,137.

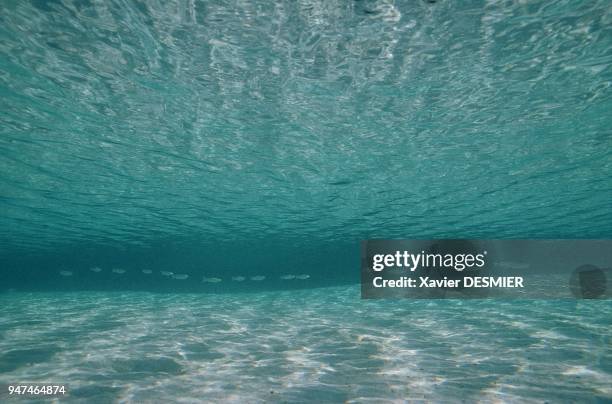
1,0,611,402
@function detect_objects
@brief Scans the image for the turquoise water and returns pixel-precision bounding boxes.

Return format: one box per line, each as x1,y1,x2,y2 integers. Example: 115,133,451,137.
1,0,612,402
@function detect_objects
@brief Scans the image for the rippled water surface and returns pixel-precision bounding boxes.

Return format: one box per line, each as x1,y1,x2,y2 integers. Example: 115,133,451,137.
1,0,612,402
2,0,612,255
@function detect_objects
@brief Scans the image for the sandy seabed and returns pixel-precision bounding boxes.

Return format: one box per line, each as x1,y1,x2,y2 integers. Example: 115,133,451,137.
0,286,610,403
